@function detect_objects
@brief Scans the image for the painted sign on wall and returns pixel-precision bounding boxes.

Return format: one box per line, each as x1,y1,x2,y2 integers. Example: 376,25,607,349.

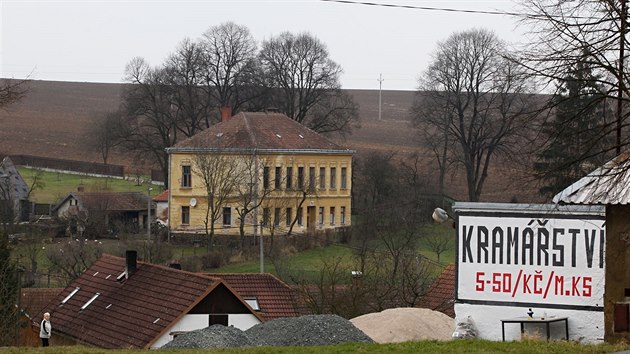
457,209,606,309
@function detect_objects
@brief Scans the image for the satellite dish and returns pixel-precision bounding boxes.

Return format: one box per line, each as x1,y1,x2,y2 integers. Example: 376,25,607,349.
432,208,449,224
190,198,197,207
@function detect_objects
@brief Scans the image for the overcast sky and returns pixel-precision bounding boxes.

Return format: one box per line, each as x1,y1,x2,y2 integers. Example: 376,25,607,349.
1,0,526,91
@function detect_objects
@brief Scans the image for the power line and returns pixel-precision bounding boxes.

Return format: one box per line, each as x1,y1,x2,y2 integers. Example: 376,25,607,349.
320,0,523,17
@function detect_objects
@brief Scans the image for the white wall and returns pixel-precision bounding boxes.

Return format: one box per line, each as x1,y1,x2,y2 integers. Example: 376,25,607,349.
455,303,604,342
229,314,260,330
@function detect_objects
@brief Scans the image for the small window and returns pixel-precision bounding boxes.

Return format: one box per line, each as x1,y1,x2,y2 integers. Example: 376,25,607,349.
341,167,347,189
286,208,292,226
274,208,281,226
262,208,270,226
61,287,80,305
209,314,228,326
330,167,337,189
309,167,316,191
244,298,260,311
341,206,346,225
286,167,293,189
181,206,190,225
319,167,325,189
263,167,270,190
318,207,324,225
182,166,192,188
297,167,304,190
223,207,231,226
297,207,303,226
275,167,282,190
330,206,335,225
81,292,100,311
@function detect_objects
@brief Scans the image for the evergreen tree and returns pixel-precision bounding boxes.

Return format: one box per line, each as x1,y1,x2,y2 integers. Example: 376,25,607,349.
535,53,613,198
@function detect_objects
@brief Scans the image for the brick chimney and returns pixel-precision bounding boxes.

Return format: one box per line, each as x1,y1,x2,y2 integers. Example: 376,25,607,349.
126,250,137,274
220,106,232,122
77,186,85,192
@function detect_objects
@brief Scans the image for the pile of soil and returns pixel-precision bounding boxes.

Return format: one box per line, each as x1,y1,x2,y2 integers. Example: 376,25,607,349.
350,308,454,343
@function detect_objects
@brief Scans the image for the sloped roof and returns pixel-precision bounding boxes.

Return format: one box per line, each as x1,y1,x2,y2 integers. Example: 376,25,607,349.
20,288,64,318
420,264,455,318
553,151,630,205
53,191,154,212
0,156,29,201
153,189,169,202
207,273,300,321
169,112,352,153
33,254,258,349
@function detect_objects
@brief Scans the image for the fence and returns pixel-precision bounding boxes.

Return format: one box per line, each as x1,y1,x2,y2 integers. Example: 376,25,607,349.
10,155,125,177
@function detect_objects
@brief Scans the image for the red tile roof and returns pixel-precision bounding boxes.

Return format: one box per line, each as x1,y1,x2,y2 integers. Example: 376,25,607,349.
207,273,300,321
20,288,64,317
33,254,259,349
153,189,169,202
170,112,352,152
53,191,154,212
421,264,455,318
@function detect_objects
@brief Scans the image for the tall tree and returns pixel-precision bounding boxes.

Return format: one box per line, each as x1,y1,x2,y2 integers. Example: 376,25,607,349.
200,22,261,114
535,53,614,198
519,0,630,156
0,78,28,110
259,32,358,135
413,29,533,202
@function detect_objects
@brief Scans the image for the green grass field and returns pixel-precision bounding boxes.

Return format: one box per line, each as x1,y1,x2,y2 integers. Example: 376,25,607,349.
18,167,161,204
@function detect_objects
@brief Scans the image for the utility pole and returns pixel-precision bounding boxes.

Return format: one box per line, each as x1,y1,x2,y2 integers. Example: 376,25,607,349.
378,73,384,121
147,186,153,241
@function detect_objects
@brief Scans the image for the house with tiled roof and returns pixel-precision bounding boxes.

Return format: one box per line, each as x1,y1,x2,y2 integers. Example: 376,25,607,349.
52,190,155,234
153,189,169,225
166,112,354,235
33,252,262,349
207,273,301,321
420,264,455,318
0,156,30,222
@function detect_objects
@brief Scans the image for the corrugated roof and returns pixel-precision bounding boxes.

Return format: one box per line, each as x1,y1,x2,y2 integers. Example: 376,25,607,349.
553,151,630,205
206,273,300,321
169,112,352,153
32,254,257,349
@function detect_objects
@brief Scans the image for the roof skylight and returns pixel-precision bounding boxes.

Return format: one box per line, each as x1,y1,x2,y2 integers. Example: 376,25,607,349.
244,298,260,311
80,293,100,311
60,287,80,305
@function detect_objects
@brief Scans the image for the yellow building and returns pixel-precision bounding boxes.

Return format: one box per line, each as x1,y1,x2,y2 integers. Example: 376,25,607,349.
166,112,353,235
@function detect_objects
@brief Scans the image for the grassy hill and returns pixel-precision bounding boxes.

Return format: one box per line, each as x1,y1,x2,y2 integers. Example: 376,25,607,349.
0,80,542,203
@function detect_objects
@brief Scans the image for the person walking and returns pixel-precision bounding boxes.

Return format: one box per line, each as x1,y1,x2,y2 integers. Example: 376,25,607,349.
39,312,51,347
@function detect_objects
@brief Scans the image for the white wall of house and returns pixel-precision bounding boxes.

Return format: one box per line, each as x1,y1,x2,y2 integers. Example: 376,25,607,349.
455,303,604,342
151,313,261,348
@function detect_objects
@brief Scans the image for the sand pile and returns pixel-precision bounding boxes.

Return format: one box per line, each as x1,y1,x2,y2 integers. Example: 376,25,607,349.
350,308,454,343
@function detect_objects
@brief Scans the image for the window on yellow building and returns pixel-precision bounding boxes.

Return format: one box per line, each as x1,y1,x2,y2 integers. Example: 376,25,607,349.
286,208,292,226
263,166,270,190
319,167,325,189
341,167,347,189
341,206,346,225
297,207,303,225
309,167,316,191
330,167,337,189
318,207,324,224
274,208,281,226
330,206,335,225
286,166,293,189
181,206,190,225
297,167,304,189
275,167,281,190
223,207,231,226
262,208,270,226
182,166,192,187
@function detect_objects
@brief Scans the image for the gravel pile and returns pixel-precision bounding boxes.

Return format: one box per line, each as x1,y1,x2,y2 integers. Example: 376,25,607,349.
162,324,255,349
161,314,372,349
351,308,454,343
246,314,373,346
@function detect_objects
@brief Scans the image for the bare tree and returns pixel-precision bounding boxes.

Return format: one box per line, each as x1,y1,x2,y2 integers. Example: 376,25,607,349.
0,78,28,110
518,0,630,155
259,32,359,135
45,238,103,286
200,22,261,114
87,110,124,165
193,150,244,249
413,29,534,202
